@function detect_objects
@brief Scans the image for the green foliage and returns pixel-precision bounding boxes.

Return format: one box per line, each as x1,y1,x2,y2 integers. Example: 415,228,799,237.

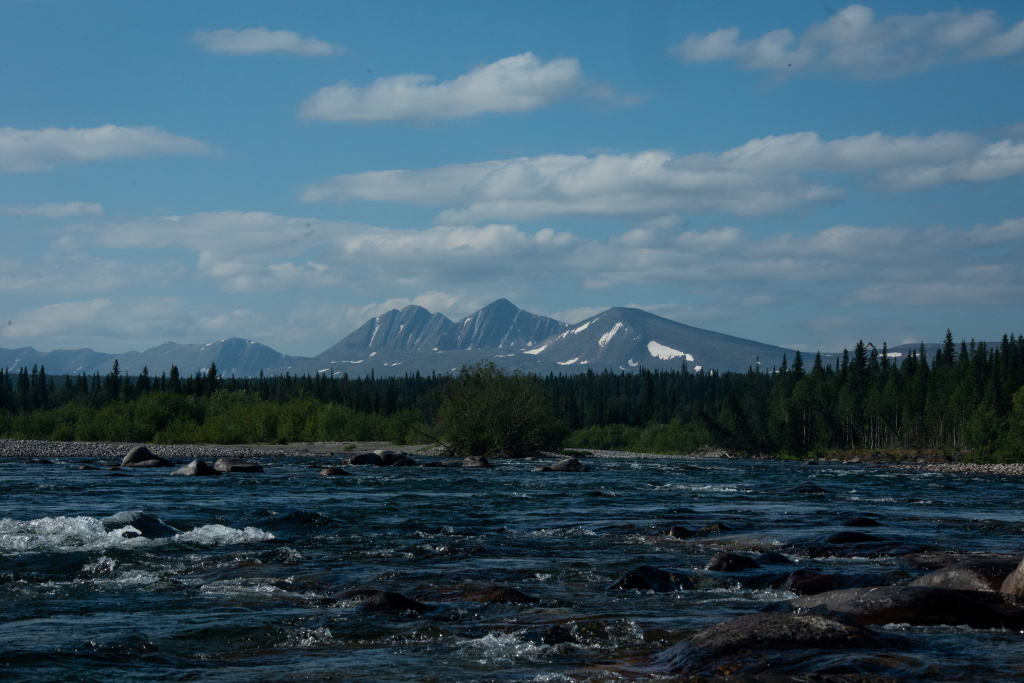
3,329,1024,462
437,362,565,457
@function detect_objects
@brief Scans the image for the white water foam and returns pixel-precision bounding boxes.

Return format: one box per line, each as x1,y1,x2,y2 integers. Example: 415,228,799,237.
0,515,274,554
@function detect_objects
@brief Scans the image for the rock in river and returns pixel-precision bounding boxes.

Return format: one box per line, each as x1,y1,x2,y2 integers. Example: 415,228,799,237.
170,459,220,476
213,457,264,473
1001,558,1024,596
789,586,1024,629
705,552,761,572
121,446,173,468
652,612,893,677
608,565,693,592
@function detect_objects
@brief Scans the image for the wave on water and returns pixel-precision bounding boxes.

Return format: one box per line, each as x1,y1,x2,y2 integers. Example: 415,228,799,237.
0,512,274,554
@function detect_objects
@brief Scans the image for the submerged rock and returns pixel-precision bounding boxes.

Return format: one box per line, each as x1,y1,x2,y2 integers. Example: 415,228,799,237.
790,483,828,494
789,586,1024,628
437,585,538,604
607,565,693,592
667,525,696,538
213,457,264,473
705,552,761,572
755,551,794,565
652,612,890,677
843,516,883,527
102,511,180,538
783,569,887,596
121,446,173,468
911,559,1016,593
319,467,350,476
170,459,220,476
335,588,430,614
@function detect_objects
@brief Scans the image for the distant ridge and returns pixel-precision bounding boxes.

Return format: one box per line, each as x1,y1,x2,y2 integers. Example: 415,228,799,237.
4,299,809,377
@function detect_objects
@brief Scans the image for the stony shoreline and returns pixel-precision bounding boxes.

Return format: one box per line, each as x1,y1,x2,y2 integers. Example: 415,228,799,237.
1,439,1021,475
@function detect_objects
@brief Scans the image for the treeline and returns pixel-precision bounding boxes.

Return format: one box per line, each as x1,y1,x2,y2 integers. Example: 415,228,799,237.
1,331,1023,460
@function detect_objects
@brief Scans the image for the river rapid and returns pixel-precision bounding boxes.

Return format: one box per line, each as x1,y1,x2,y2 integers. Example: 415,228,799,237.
1,445,1022,681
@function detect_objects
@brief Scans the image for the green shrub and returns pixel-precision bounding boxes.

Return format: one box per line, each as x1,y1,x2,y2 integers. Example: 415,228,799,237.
436,362,564,457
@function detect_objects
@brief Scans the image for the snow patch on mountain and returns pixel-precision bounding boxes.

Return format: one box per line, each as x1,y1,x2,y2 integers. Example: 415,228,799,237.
523,345,547,355
558,319,594,340
598,323,623,348
648,341,693,361
557,357,579,365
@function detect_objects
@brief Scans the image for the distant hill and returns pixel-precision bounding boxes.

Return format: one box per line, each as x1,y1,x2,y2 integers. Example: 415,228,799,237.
6,299,955,379
0,339,293,378
274,300,795,377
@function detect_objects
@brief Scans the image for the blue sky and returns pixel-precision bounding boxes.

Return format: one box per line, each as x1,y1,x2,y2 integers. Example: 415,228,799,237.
2,1,1023,356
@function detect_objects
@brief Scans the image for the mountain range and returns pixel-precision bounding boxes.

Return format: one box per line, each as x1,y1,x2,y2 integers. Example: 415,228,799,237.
0,299,941,379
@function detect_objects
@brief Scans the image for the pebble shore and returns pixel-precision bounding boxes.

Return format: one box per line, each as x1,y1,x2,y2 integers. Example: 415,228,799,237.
1,439,1021,475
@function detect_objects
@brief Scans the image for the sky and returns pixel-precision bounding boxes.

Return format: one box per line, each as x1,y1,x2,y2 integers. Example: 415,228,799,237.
2,1,1023,357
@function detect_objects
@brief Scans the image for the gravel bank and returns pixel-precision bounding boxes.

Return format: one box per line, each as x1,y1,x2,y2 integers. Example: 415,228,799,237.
2,439,1021,476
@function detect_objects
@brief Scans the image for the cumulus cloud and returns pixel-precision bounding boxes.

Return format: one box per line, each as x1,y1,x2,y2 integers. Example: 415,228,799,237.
571,217,1024,310
299,52,585,122
876,139,1024,190
193,28,341,56
91,211,575,293
0,202,103,217
303,129,1020,221
673,4,1024,78
0,126,213,172
2,298,185,342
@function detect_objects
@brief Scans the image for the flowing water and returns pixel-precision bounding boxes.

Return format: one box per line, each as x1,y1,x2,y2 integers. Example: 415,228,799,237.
1,453,1022,681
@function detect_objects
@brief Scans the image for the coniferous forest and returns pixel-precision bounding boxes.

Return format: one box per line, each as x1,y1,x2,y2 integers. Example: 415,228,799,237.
1,331,1023,462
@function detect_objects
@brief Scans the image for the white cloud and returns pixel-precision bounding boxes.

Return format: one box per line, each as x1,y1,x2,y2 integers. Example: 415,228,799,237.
304,129,1017,221
0,126,213,172
2,298,185,342
876,139,1024,190
299,52,584,122
193,28,341,56
673,4,1024,78
91,211,575,294
0,202,103,217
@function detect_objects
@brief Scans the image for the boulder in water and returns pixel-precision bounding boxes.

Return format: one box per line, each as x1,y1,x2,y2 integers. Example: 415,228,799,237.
438,585,539,604
782,569,887,595
170,459,220,476
102,511,180,538
343,452,384,466
705,552,760,572
652,612,891,677
790,585,1024,628
843,516,882,527
461,456,492,468
755,551,793,565
790,483,828,494
911,559,1016,593
1001,558,1024,596
121,446,173,468
551,457,588,472
213,457,263,473
335,588,430,614
667,525,696,538
608,565,693,591
319,467,350,476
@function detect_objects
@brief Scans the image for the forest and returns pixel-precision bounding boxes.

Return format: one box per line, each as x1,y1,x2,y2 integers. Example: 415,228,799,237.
1,330,1023,462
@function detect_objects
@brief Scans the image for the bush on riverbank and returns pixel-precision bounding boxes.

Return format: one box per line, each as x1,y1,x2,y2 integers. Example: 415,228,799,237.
0,391,428,445
436,362,565,457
